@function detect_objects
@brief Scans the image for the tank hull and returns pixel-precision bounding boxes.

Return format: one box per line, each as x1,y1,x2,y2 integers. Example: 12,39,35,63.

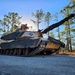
0,37,65,56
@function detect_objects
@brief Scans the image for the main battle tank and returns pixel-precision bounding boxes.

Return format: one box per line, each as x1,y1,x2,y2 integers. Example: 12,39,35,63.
0,14,75,56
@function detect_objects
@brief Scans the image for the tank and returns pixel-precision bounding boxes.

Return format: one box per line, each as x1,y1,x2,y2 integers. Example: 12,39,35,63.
0,14,75,56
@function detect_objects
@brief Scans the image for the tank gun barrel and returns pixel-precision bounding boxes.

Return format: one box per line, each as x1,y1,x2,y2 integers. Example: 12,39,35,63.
42,13,75,34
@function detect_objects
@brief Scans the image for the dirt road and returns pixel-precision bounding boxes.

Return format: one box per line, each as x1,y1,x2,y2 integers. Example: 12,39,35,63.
0,55,75,75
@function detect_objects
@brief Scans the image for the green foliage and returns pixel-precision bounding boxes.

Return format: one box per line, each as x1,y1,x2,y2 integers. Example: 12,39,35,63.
0,12,21,33
6,12,21,31
49,32,55,38
44,12,51,25
31,9,44,30
53,13,58,22
71,28,75,32
44,12,52,37
10,25,18,32
69,0,75,12
0,18,7,32
60,31,65,35
0,28,2,31
53,13,61,40
32,9,44,20
60,0,75,51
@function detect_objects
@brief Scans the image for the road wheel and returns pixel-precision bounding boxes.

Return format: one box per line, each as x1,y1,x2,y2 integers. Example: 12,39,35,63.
6,50,9,54
0,49,2,54
24,48,29,55
13,49,17,55
17,49,21,55
45,51,51,55
9,49,13,55
3,49,6,54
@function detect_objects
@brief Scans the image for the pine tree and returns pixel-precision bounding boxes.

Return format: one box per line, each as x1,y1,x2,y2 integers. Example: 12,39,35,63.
44,12,51,37
31,9,44,31
60,0,75,51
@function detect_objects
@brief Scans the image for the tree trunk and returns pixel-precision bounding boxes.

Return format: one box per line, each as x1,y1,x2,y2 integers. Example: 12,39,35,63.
69,38,72,52
68,24,72,52
37,19,39,31
66,38,69,51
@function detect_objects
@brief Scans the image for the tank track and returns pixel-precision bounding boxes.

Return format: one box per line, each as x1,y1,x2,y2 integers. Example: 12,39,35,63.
0,42,46,56
28,42,45,56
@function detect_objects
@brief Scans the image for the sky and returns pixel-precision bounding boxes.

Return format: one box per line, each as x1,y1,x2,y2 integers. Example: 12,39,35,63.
0,0,70,31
